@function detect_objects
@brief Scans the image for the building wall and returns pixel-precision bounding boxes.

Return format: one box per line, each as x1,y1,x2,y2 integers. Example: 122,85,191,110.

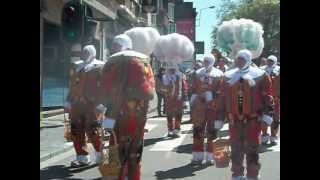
40,0,160,108
42,0,65,25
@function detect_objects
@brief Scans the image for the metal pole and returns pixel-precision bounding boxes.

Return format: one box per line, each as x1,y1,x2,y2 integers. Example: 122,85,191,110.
40,12,44,113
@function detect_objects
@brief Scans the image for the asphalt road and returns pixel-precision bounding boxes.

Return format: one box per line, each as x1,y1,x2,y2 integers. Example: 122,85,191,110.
40,111,280,180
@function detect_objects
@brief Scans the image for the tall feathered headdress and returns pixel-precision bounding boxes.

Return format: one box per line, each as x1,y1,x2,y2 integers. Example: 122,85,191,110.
217,18,264,59
153,33,194,69
124,27,160,56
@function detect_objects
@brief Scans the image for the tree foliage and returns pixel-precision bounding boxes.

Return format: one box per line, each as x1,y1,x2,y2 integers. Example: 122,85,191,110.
211,0,280,59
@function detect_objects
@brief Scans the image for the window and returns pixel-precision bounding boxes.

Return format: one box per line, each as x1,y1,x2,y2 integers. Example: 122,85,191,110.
151,14,157,26
168,2,174,20
43,46,57,62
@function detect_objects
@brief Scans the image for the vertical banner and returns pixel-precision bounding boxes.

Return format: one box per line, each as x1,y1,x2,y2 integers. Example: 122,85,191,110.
176,19,195,42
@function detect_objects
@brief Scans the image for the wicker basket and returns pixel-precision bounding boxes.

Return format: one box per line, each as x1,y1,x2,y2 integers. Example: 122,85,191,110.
99,130,121,178
63,119,73,142
212,138,231,168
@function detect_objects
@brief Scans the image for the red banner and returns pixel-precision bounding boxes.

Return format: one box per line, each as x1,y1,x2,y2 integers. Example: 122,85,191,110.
176,19,195,42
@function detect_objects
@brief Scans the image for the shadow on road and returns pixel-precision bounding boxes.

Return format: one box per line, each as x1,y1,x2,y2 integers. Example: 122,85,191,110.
40,164,98,180
40,125,64,130
173,143,192,154
181,119,192,125
259,143,278,154
144,136,175,147
155,163,211,179
148,115,162,119
40,165,73,180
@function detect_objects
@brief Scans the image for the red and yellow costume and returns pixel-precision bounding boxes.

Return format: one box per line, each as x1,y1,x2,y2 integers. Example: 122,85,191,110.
223,50,274,179
100,50,155,180
190,58,224,163
162,71,184,135
260,60,280,144
67,57,105,163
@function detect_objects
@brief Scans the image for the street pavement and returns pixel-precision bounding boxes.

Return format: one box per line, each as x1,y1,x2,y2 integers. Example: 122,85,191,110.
40,93,158,162
40,108,280,180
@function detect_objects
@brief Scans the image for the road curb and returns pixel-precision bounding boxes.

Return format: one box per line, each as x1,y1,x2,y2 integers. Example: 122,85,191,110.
42,109,65,118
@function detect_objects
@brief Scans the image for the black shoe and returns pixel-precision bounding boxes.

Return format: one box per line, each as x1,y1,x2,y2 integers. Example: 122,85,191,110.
71,160,90,168
190,160,203,167
270,141,278,146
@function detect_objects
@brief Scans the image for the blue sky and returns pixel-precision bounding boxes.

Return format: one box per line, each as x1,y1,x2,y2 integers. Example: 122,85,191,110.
184,0,223,60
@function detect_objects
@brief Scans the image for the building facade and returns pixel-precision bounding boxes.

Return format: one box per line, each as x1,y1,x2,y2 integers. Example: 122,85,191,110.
40,0,173,108
40,0,146,108
174,1,196,72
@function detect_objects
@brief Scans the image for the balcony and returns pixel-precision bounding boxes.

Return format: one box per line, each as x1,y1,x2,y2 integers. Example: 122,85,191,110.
118,4,138,24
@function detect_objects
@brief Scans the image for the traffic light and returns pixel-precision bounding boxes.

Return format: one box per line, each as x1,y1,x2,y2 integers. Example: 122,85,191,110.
142,0,158,13
61,0,84,44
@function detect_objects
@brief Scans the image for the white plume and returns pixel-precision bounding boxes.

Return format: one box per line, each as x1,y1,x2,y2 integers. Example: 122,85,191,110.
217,18,264,59
124,27,160,56
153,33,195,65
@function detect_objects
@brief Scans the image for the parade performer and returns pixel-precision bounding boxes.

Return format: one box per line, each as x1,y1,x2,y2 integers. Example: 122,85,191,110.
217,18,274,180
189,61,203,92
189,54,224,165
217,56,230,72
259,57,268,68
260,55,280,145
153,33,195,138
223,50,274,180
99,27,159,180
211,48,223,67
66,45,105,167
155,67,166,117
162,63,184,137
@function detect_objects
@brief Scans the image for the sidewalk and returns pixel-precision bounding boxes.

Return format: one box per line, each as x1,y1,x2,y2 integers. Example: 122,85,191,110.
40,93,158,162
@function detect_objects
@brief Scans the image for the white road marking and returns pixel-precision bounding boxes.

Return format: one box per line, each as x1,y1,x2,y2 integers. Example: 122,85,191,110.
144,124,158,133
147,115,190,122
150,124,193,152
40,148,75,169
147,117,167,122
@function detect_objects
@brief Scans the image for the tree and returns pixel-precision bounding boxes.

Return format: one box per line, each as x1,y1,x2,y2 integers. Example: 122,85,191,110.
211,0,280,59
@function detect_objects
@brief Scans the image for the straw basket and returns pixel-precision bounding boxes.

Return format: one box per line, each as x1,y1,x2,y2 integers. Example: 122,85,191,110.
212,138,231,168
63,119,73,142
99,131,121,178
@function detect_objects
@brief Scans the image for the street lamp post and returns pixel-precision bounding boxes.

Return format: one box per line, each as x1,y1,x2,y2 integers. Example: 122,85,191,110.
196,5,215,26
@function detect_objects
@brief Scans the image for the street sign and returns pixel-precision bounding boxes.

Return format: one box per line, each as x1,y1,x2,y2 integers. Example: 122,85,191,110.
195,41,204,54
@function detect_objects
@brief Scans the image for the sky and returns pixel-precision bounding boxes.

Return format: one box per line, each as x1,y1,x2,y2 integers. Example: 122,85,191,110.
184,0,223,60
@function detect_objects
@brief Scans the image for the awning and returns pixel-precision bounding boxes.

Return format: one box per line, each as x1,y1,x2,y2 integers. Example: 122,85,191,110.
83,0,117,20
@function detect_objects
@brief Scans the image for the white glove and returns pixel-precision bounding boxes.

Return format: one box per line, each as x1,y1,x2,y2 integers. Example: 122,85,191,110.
205,91,213,102
214,120,224,130
262,114,273,126
190,94,197,105
183,101,189,109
